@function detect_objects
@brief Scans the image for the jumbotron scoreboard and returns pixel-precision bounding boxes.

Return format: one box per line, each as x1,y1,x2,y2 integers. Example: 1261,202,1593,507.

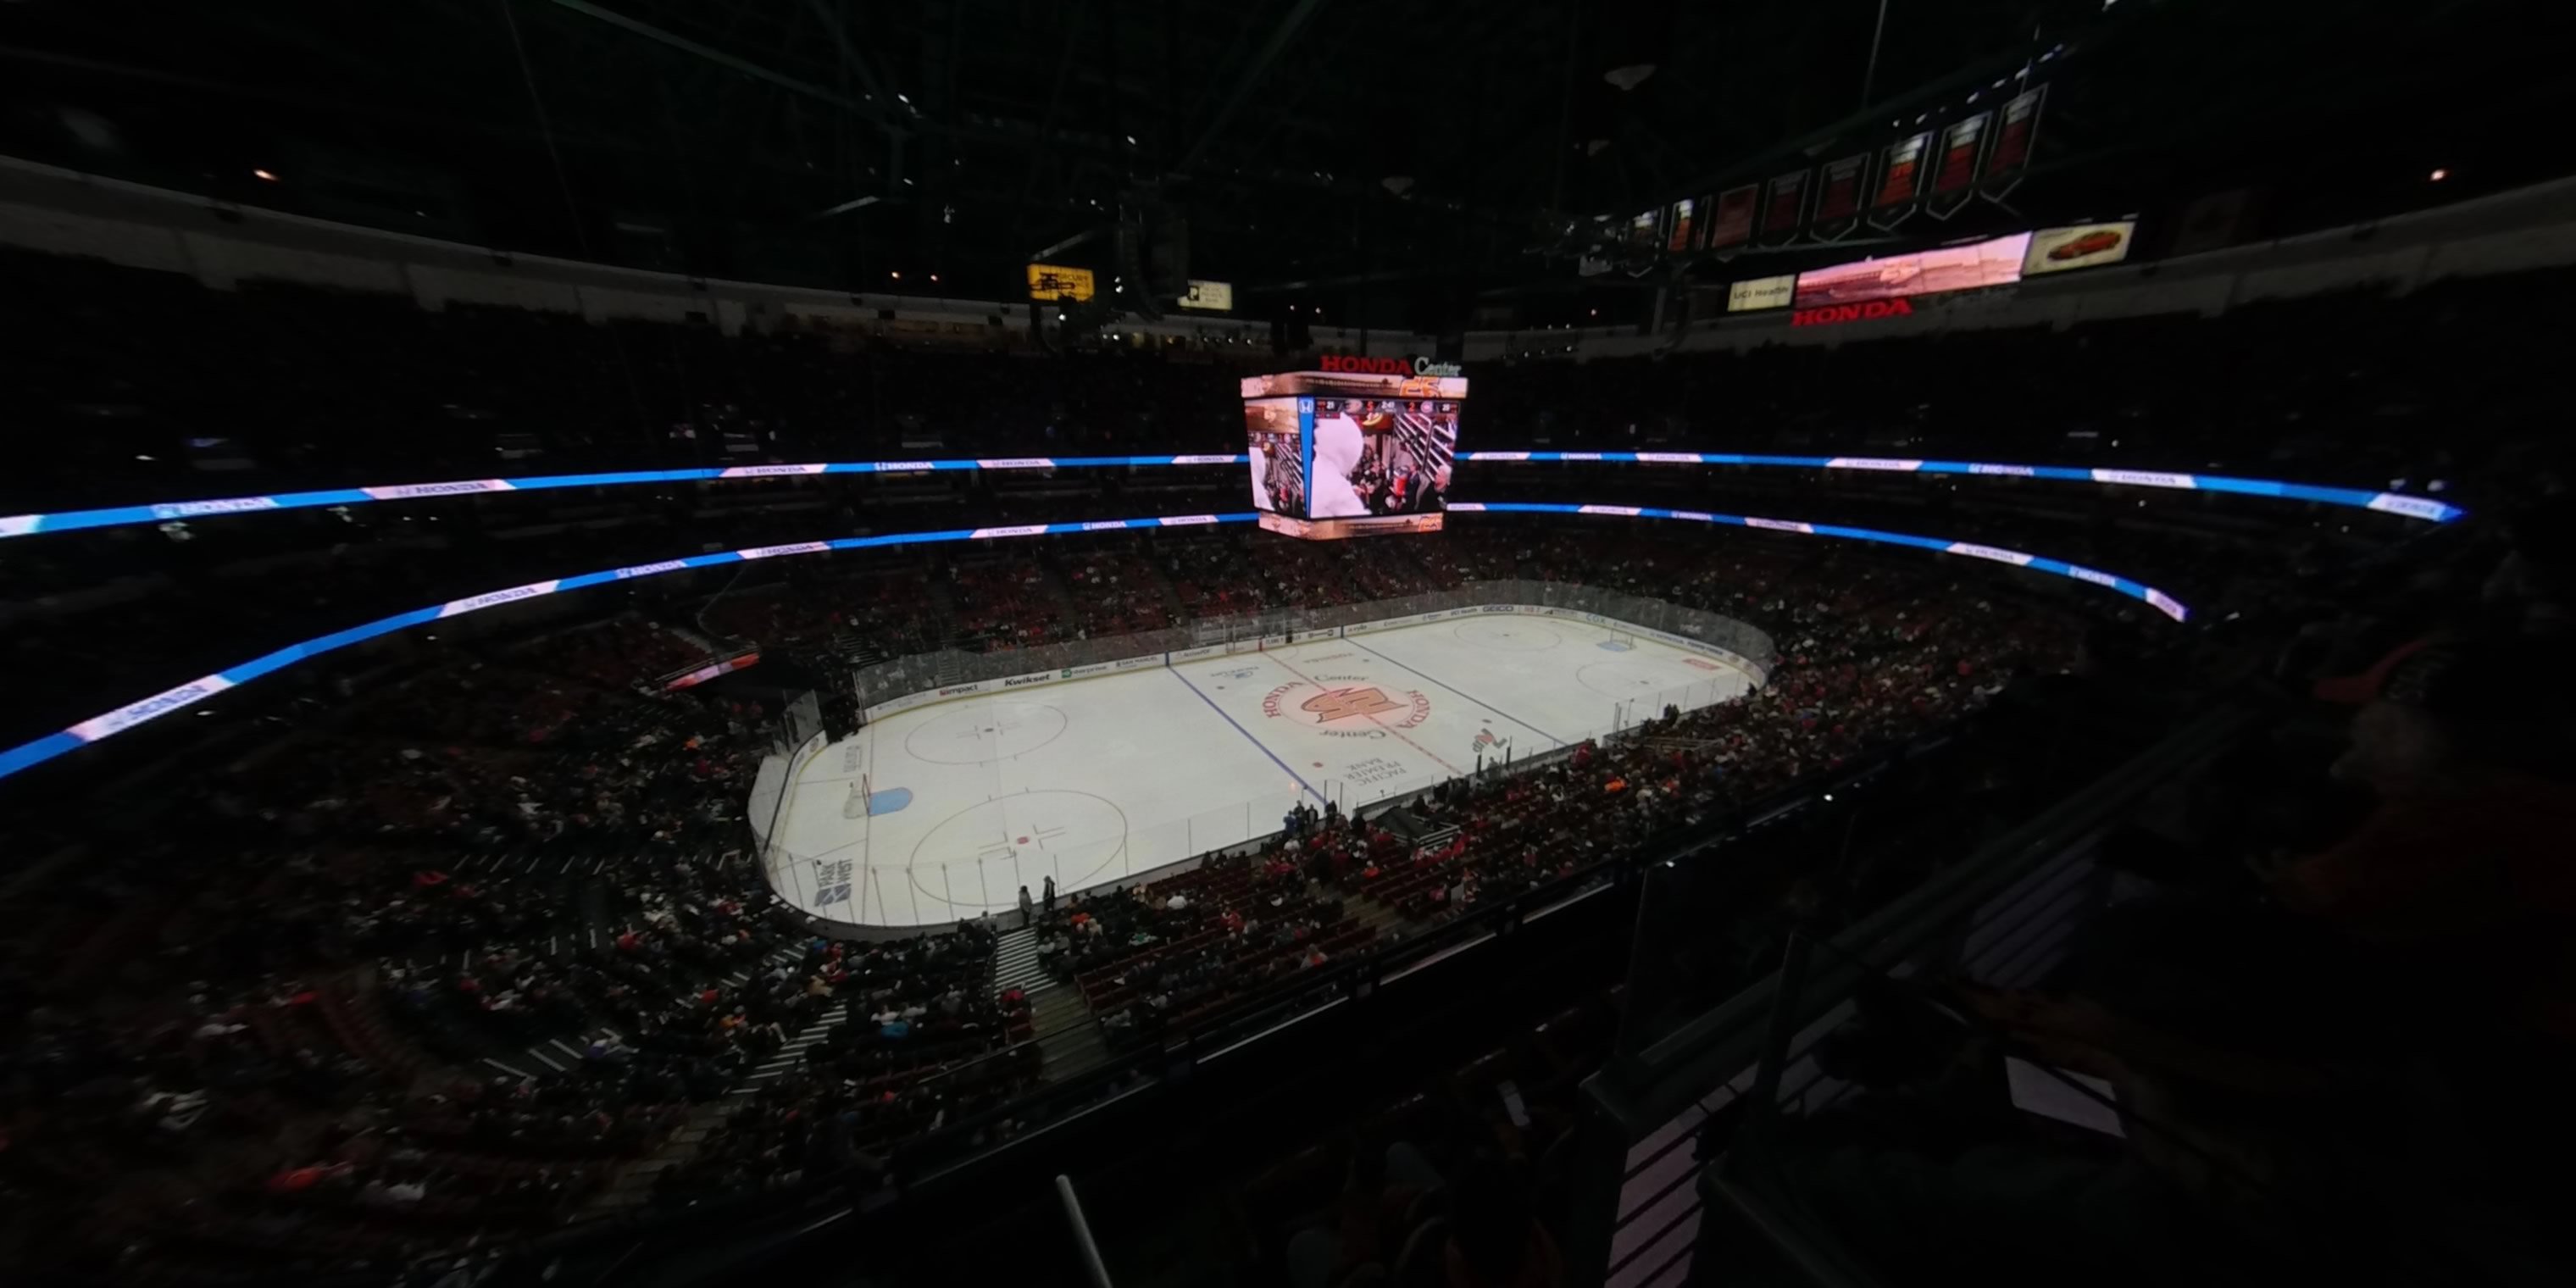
1242,356,1465,541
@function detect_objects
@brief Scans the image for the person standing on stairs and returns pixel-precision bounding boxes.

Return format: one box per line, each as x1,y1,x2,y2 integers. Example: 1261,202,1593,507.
1042,874,1057,912
1019,885,1034,924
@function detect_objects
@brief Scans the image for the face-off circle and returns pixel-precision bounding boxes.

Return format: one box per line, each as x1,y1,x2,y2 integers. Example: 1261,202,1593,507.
907,790,1130,908
1576,658,1704,698
1452,619,1563,652
904,702,1069,765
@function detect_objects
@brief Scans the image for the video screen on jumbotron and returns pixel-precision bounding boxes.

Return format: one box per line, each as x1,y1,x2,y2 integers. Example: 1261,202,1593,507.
1241,362,1466,540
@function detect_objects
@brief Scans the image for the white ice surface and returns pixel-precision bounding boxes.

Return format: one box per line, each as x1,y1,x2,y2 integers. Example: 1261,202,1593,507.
769,615,1754,926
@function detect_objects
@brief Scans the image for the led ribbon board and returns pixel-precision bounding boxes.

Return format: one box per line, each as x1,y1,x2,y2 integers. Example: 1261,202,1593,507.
1452,453,2463,524
0,507,2191,783
1449,502,2191,623
0,452,2458,541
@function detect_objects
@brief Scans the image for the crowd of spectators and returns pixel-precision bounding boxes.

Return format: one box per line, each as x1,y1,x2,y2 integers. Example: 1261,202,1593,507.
1713,491,2576,1281
0,613,1025,1282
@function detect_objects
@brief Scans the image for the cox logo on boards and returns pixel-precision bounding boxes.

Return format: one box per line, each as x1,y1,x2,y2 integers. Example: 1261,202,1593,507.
1317,354,1464,378
1790,297,1916,328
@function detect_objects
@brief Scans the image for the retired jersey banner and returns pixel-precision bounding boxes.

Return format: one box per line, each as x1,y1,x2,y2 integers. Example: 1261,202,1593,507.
1982,86,2046,198
1927,113,1990,219
1761,169,1809,242
1868,130,1934,229
1665,198,1697,253
1812,153,1868,241
1706,184,1759,251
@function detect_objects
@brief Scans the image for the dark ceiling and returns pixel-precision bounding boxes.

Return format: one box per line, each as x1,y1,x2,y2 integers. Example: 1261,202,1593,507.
0,0,2563,329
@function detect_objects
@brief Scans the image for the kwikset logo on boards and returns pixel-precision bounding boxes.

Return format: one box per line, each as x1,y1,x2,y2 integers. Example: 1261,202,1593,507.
1790,297,1916,327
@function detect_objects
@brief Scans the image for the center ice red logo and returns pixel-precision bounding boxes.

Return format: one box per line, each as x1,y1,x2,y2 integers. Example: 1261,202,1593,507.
1301,686,1406,723
1263,680,1433,736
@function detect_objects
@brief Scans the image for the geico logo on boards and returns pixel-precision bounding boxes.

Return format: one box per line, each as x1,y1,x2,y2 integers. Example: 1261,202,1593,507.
2092,469,2196,490
614,559,691,579
1480,604,1519,613
151,497,281,519
1790,297,1915,327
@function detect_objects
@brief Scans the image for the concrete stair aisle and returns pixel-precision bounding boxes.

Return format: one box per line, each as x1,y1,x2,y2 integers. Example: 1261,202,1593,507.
1030,985,1109,1083
991,925,1057,997
730,1000,850,1095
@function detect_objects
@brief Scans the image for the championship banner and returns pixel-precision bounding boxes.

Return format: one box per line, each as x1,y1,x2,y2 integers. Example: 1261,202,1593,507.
1811,153,1868,241
1706,183,1759,251
1926,113,1990,219
1664,198,1696,254
1628,209,1661,247
1981,86,2046,198
1761,169,1809,243
1868,130,1933,229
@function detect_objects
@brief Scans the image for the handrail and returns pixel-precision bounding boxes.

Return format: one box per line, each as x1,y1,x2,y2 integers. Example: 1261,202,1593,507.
1057,1175,1117,1288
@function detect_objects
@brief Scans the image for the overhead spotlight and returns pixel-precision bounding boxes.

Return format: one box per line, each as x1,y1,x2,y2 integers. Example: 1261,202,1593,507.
930,273,940,283
252,168,278,181
891,270,902,280
2429,168,2449,181
1603,64,1656,92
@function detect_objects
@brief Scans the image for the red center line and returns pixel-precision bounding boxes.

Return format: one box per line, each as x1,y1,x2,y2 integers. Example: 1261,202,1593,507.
1259,647,1465,777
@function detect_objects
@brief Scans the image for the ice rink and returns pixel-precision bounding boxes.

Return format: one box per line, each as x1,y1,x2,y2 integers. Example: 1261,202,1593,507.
768,613,1758,926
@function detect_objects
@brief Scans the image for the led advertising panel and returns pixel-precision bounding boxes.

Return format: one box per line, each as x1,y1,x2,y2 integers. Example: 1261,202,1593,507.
1791,231,2032,308
2023,222,2136,275
1026,263,1096,301
1180,279,1235,310
1727,275,1796,312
